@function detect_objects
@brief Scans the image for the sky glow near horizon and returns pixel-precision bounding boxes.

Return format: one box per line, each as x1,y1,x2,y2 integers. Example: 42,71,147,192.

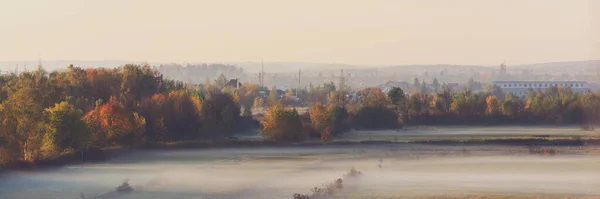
0,0,598,66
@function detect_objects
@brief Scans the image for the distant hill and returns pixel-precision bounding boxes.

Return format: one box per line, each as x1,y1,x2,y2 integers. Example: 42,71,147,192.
0,60,147,72
0,60,597,75
510,60,600,73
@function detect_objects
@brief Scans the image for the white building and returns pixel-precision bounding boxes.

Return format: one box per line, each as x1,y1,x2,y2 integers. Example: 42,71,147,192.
491,80,590,97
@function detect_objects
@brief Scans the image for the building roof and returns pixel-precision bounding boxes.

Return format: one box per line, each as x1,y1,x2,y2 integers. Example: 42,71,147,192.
224,79,242,88
491,80,587,83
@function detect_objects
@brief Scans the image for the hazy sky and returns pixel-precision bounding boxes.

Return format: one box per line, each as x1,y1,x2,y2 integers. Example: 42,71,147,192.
1,0,598,65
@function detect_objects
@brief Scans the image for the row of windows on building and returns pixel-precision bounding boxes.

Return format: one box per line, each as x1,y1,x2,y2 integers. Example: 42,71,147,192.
508,92,526,96
499,83,583,88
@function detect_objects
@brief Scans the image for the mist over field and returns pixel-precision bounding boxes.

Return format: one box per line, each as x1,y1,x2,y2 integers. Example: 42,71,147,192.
1,139,600,199
1,1,599,199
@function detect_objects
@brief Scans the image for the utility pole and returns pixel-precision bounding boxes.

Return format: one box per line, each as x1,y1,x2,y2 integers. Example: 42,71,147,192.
296,68,301,97
260,60,264,87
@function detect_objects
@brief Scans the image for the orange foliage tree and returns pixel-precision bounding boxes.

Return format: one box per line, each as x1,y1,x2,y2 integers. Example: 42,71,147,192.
84,97,146,146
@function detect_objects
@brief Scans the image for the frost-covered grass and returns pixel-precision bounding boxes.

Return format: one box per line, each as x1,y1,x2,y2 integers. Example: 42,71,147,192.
337,126,594,142
1,143,600,199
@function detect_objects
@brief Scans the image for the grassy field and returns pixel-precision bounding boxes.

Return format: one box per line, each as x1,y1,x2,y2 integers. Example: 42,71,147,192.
2,127,599,199
2,143,600,199
337,126,597,142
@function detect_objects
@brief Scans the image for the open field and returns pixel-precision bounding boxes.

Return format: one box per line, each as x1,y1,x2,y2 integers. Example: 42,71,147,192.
1,142,599,199
338,126,597,142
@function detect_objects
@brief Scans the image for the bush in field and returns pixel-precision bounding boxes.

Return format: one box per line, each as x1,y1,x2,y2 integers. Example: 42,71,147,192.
293,168,362,199
581,124,595,131
260,104,306,142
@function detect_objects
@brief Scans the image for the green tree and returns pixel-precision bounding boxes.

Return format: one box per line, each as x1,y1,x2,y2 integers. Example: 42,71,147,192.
420,80,428,93
502,93,520,119
354,106,398,129
466,77,475,91
432,78,440,92
387,87,406,108
412,77,420,90
202,93,241,137
41,101,90,158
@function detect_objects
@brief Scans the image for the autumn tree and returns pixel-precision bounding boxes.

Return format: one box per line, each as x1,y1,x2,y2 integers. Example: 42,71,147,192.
237,83,260,115
260,104,305,142
0,87,46,161
41,101,90,158
83,97,146,146
309,102,332,134
163,90,203,140
120,64,161,109
357,88,388,107
137,94,168,142
485,96,500,116
308,85,330,105
328,91,348,107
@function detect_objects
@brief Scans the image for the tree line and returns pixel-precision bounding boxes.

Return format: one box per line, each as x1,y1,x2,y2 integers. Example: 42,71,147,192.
261,83,600,142
0,65,245,166
1,64,598,165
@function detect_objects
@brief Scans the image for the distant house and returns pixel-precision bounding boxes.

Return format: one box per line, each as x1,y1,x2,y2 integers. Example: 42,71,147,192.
224,79,242,88
259,90,268,98
276,89,287,97
446,83,460,90
491,80,591,97
378,81,411,93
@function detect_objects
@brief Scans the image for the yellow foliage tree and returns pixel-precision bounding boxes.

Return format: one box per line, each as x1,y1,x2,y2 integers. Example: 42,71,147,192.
485,96,500,116
260,104,305,142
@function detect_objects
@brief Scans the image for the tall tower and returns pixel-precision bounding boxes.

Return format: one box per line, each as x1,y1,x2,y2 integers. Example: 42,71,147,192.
338,69,346,91
37,52,43,68
499,60,507,75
